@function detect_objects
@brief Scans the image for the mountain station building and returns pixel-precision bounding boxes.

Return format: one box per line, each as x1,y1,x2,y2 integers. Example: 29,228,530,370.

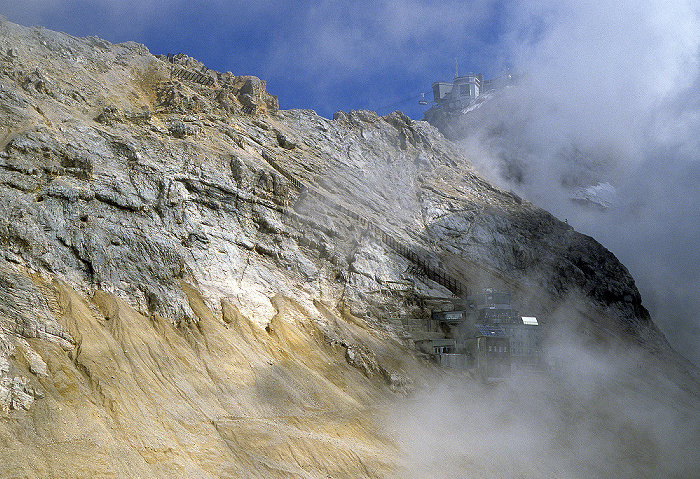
428,288,543,377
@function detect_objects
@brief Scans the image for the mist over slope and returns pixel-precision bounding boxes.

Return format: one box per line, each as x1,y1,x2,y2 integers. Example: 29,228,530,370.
0,19,699,478
423,0,700,367
430,80,700,366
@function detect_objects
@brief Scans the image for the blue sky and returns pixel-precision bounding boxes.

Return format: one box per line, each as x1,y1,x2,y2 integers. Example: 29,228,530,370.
2,0,515,119
3,1,700,364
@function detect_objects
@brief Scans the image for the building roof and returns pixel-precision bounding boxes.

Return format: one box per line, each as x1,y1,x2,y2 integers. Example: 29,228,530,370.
432,310,466,324
475,325,507,338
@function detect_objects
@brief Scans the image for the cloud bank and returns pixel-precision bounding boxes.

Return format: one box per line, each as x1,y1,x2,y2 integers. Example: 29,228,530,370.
454,0,700,365
387,341,700,477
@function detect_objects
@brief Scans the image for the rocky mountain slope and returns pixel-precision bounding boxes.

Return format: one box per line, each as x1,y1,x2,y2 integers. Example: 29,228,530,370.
0,18,699,478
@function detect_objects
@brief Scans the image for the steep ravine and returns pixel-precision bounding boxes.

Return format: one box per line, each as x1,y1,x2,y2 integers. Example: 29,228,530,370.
0,19,699,478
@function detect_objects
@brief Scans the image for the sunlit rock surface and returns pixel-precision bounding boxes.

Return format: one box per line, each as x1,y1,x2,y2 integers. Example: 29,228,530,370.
0,18,698,478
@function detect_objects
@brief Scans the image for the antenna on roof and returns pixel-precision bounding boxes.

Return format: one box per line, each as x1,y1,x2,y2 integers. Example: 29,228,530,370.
455,58,459,78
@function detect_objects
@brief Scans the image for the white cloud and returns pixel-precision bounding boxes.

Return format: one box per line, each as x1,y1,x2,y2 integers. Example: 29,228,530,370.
457,0,700,364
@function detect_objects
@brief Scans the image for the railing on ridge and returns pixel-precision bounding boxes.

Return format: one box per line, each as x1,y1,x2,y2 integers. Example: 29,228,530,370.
163,54,215,86
170,66,215,86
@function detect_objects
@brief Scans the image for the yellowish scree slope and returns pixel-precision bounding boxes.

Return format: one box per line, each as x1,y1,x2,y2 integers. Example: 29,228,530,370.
1,274,428,477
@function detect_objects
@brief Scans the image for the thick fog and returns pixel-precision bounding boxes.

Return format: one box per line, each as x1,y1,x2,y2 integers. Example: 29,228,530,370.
386,340,700,477
454,0,700,366
385,299,700,478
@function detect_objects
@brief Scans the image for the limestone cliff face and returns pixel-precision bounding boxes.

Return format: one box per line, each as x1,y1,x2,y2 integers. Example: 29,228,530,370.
0,19,695,478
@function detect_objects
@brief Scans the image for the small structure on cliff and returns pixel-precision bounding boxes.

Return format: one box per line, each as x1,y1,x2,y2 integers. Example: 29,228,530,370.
432,73,483,110
427,68,514,114
461,324,511,379
424,288,542,377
